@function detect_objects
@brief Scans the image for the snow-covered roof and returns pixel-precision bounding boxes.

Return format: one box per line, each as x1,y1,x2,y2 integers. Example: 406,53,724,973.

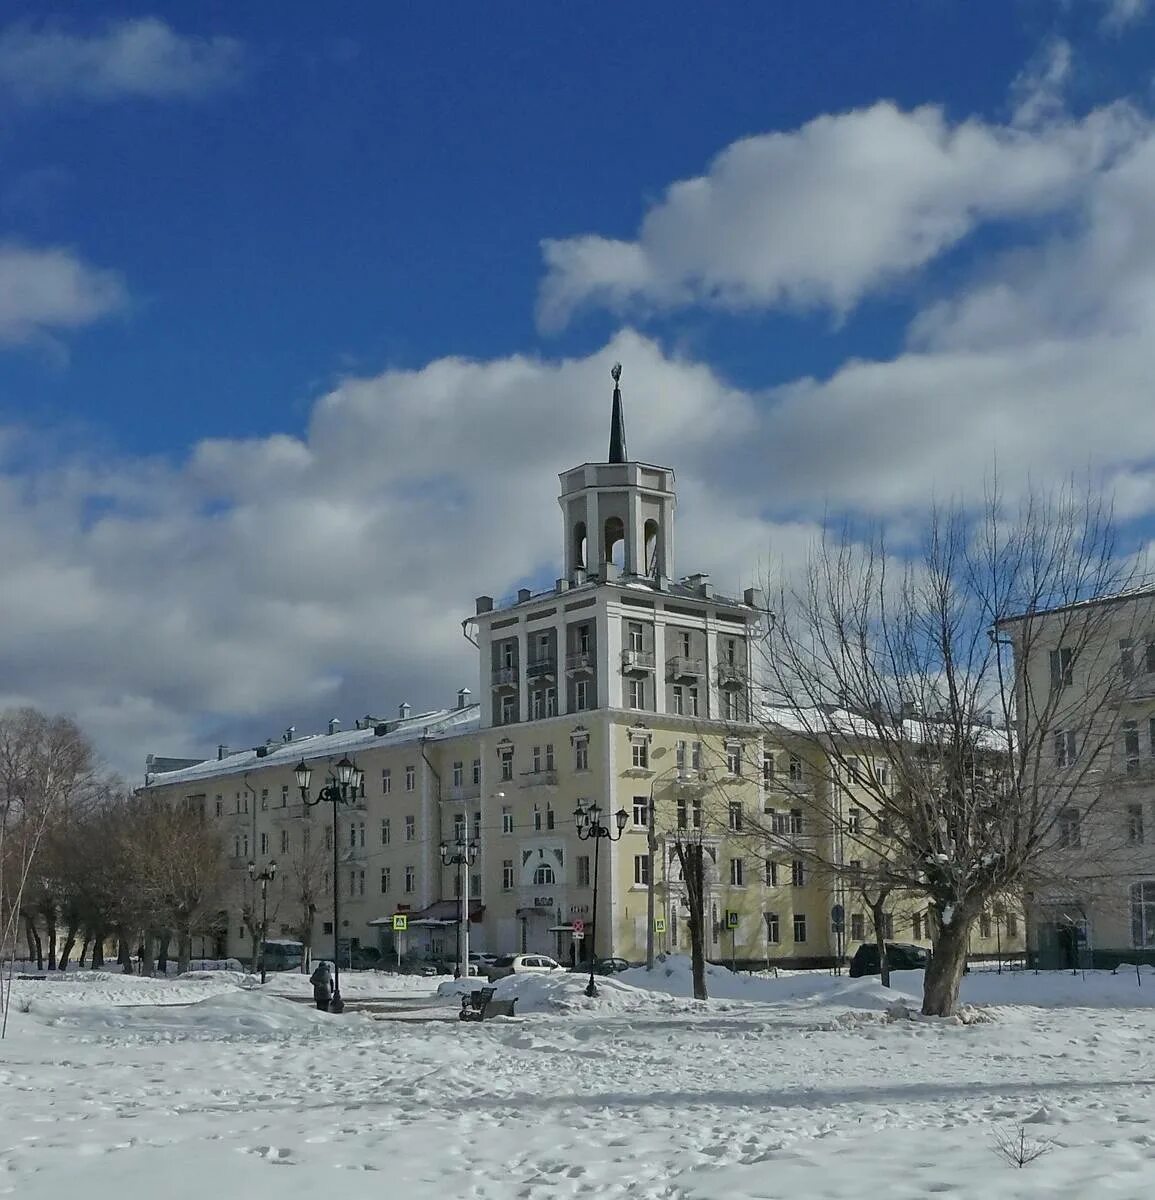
144,704,481,789
760,701,1011,754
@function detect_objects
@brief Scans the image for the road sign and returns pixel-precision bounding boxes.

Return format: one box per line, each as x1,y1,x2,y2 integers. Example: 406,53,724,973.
653,918,667,934
571,931,585,940
726,911,739,929
572,919,585,934
392,914,408,932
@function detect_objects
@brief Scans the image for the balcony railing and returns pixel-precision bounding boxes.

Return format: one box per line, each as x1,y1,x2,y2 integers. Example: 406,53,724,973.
717,661,747,688
526,657,556,680
621,649,655,673
443,782,482,802
565,651,595,674
491,666,519,688
667,655,704,681
520,769,559,788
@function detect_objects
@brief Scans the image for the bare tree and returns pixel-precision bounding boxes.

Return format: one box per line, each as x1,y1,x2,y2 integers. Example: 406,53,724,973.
756,489,1133,1016
283,823,326,971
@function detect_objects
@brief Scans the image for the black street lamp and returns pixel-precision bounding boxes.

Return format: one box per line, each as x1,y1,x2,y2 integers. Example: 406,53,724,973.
573,800,628,997
295,754,364,1014
439,837,479,978
246,859,278,984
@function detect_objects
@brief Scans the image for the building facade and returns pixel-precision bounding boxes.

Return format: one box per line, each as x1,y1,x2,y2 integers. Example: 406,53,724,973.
144,372,1014,969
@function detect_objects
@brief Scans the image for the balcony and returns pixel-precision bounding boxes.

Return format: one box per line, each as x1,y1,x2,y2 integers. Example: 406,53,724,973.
520,768,559,789
621,649,655,674
526,656,556,681
717,661,747,689
565,651,595,675
667,655,704,681
443,782,482,803
491,666,519,689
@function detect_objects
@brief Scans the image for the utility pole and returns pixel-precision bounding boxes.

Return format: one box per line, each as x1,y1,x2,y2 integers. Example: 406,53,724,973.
646,786,657,970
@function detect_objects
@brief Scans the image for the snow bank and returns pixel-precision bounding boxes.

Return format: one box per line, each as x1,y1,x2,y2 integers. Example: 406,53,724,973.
32,989,345,1037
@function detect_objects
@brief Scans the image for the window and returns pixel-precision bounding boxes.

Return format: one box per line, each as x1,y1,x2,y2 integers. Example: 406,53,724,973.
629,622,644,652
729,857,744,886
728,801,743,831
633,796,648,827
500,694,516,724
848,859,863,882
686,686,699,716
691,741,703,770
322,921,333,936
632,740,649,769
405,815,415,842
499,747,514,781
765,860,778,887
242,834,249,857
1148,639,1155,674
452,761,463,787
381,818,391,845
545,743,555,771
546,803,555,831
577,855,591,887
473,811,481,841
979,913,992,938
679,631,691,657
791,859,806,886
259,832,268,855
472,759,481,785
1133,882,1155,945
574,738,589,771
349,871,357,898
877,912,893,938
281,785,288,807
634,855,650,885
847,807,861,833
405,765,415,791
501,640,515,668
692,797,703,829
532,863,555,886
1055,730,1077,768
532,692,546,720
723,691,740,721
233,835,240,858
676,797,688,830
215,797,223,818
1050,646,1074,689
912,912,923,940
1057,807,1081,848
575,679,590,711
1129,804,1145,846
1124,720,1141,771
878,762,890,789
241,792,248,814
726,744,742,776
382,769,391,795
404,866,415,893
578,625,591,654
453,813,466,842
764,912,780,944
280,829,289,854
851,913,865,940
845,758,861,782
260,788,268,811
1121,637,1135,679
533,805,542,832
502,860,514,891
789,809,804,834
793,914,807,943
629,678,646,710
762,751,776,784
672,685,685,715
501,806,513,834
1006,912,1018,938
532,745,543,773
788,753,803,783
676,740,687,771
471,873,482,898
380,868,391,894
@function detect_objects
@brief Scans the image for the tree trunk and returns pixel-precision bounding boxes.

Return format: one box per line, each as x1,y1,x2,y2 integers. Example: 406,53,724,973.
676,841,709,1001
157,933,171,975
24,916,42,970
177,931,191,975
58,921,78,970
871,897,890,988
45,914,57,971
92,931,105,969
140,932,156,977
78,935,91,969
922,907,972,1017
117,930,133,973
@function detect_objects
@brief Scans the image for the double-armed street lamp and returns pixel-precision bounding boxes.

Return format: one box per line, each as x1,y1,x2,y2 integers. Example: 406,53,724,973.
573,800,628,998
440,837,479,979
294,754,364,1014
246,858,278,984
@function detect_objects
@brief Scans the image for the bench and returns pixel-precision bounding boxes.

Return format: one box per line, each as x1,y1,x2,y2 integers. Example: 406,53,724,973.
459,986,518,1021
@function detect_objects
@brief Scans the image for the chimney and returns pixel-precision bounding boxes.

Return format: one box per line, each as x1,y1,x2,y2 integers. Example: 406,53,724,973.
475,595,494,615
283,726,295,743
457,687,472,710
328,717,341,736
217,744,228,760
517,587,532,603
399,702,411,720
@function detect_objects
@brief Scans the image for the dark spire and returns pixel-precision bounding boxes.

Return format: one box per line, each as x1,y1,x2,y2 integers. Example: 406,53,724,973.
608,362,628,463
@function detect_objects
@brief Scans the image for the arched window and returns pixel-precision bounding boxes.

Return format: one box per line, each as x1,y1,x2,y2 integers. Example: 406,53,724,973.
533,863,555,886
573,521,587,569
604,517,625,569
644,519,660,576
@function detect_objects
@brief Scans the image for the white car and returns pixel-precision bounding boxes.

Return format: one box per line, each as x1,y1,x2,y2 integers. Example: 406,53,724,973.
484,953,564,981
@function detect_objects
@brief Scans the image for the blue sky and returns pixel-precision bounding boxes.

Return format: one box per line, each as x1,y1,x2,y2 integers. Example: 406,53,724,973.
1,2,1153,774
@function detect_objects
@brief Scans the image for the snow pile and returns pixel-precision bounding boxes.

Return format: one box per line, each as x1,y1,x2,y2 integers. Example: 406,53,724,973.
437,970,696,1014
5,968,243,1012
260,968,443,998
33,989,345,1037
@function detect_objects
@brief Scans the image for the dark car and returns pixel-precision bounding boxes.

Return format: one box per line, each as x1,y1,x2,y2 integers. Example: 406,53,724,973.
848,941,931,977
595,957,633,975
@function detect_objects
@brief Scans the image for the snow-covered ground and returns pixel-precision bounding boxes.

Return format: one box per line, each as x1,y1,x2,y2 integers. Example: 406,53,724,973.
3,960,1155,1198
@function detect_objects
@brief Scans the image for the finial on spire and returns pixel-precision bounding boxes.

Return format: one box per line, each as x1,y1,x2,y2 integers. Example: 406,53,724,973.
608,362,627,463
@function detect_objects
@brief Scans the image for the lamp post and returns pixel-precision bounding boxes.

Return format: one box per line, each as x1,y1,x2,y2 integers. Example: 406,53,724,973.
440,837,479,979
573,799,628,997
295,754,364,1014
246,858,278,984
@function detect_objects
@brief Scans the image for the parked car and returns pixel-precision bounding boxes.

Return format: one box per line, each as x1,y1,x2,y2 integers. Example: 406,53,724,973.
259,940,304,972
484,953,564,981
848,941,931,977
593,957,632,975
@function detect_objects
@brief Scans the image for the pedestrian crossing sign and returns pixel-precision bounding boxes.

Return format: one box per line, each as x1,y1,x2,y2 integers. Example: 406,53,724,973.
654,918,667,933
392,914,408,932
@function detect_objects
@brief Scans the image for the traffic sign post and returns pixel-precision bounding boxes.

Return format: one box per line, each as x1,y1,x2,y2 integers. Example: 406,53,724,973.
572,919,585,935
392,914,408,968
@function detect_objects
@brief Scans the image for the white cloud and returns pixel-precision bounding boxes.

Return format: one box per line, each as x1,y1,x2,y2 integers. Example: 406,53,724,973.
0,243,126,345
537,99,1140,330
0,17,243,105
1098,0,1148,32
